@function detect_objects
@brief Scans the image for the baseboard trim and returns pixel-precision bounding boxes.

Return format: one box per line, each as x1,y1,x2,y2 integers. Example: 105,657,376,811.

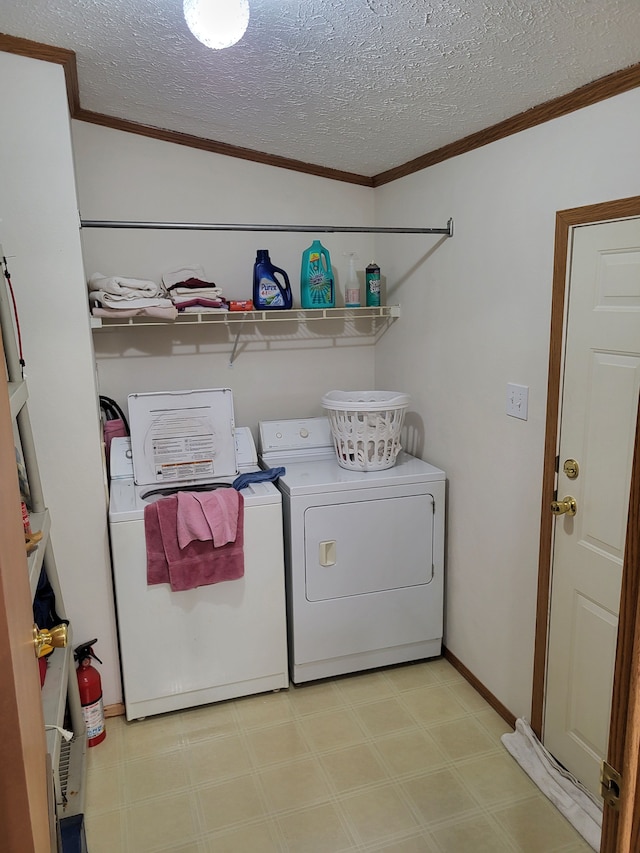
103,654,516,727
442,646,516,729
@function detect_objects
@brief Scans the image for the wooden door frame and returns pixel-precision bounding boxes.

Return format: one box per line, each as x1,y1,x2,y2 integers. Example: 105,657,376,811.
531,195,640,852
616,397,640,850
0,331,51,851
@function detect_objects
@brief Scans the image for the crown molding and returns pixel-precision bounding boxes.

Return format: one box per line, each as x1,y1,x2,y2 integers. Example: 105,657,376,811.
372,60,640,186
74,107,374,186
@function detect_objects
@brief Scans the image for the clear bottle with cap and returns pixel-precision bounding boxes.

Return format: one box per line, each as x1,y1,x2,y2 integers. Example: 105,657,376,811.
344,252,360,308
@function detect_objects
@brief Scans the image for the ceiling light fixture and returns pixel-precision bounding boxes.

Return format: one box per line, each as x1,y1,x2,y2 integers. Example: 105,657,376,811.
183,0,250,50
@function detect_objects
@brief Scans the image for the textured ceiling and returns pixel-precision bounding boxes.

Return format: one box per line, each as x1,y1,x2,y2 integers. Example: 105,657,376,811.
3,0,640,177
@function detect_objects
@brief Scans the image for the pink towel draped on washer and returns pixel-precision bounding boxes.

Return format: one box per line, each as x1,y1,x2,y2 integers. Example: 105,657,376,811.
145,489,244,591
176,488,239,549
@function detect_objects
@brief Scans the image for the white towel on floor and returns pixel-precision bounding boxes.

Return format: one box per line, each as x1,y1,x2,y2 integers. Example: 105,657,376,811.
501,718,602,851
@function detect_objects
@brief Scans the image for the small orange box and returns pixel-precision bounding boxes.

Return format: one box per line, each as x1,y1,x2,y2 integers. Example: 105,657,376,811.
229,300,254,311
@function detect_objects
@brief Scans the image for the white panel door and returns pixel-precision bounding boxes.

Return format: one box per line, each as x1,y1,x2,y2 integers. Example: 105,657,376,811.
544,218,640,797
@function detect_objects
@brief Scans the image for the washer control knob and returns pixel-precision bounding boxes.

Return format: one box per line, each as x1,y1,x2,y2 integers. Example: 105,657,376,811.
276,431,282,439
300,428,309,438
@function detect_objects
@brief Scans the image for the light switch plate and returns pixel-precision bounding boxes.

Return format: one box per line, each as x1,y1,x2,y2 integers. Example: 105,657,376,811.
506,383,529,420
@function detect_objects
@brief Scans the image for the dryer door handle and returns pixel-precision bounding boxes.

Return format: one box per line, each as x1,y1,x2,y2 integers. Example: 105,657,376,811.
319,541,336,567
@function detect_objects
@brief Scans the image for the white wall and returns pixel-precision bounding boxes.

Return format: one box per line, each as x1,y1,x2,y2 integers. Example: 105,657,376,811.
72,123,378,431
0,53,120,702
375,87,640,718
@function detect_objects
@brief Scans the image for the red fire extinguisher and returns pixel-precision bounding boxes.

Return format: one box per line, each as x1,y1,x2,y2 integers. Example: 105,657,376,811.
74,639,106,747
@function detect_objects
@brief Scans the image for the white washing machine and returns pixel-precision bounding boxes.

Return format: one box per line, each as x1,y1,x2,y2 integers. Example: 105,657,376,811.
259,417,446,684
108,389,288,720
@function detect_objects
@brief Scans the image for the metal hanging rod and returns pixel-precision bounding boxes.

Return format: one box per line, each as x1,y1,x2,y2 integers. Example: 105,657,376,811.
80,218,454,237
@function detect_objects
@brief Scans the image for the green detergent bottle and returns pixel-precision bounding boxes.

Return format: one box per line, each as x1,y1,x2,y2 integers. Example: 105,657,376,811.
300,240,335,308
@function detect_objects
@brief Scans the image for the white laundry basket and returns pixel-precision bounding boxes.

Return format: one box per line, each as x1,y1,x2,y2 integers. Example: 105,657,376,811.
321,390,410,471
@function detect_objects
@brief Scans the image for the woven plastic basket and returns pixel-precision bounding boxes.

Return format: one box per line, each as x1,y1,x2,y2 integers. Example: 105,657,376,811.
321,390,410,471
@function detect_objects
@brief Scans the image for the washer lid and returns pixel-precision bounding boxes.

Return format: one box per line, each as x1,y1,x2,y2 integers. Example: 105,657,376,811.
128,388,237,486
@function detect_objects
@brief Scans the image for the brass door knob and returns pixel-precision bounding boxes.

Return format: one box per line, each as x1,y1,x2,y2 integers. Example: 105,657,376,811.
33,623,68,659
551,496,577,517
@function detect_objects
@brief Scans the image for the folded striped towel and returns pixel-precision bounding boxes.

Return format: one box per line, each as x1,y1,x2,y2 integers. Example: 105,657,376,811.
90,291,173,309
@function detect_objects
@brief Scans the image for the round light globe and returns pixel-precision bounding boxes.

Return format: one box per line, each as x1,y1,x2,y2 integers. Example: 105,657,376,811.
183,0,250,50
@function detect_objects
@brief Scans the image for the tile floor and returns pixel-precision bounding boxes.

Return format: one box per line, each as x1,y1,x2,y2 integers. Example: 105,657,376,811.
84,658,594,852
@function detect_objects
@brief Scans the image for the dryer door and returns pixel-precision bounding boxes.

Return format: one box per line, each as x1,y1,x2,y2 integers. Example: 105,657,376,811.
304,493,434,601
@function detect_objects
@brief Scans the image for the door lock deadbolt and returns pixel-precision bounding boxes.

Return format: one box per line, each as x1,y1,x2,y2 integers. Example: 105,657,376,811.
563,459,579,479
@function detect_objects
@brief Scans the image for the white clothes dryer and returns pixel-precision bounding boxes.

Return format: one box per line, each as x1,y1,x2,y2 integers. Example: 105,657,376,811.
108,389,288,720
259,417,446,684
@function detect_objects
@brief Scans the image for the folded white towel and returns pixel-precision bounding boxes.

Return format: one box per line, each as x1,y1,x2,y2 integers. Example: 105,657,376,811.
91,305,179,320
162,265,206,288
88,272,160,296
90,291,174,309
170,286,224,298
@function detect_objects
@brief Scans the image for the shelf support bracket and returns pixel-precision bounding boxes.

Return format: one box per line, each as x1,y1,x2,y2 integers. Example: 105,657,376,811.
229,323,244,367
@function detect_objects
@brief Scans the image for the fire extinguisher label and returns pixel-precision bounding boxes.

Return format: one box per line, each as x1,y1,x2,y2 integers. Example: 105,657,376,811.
82,697,105,740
